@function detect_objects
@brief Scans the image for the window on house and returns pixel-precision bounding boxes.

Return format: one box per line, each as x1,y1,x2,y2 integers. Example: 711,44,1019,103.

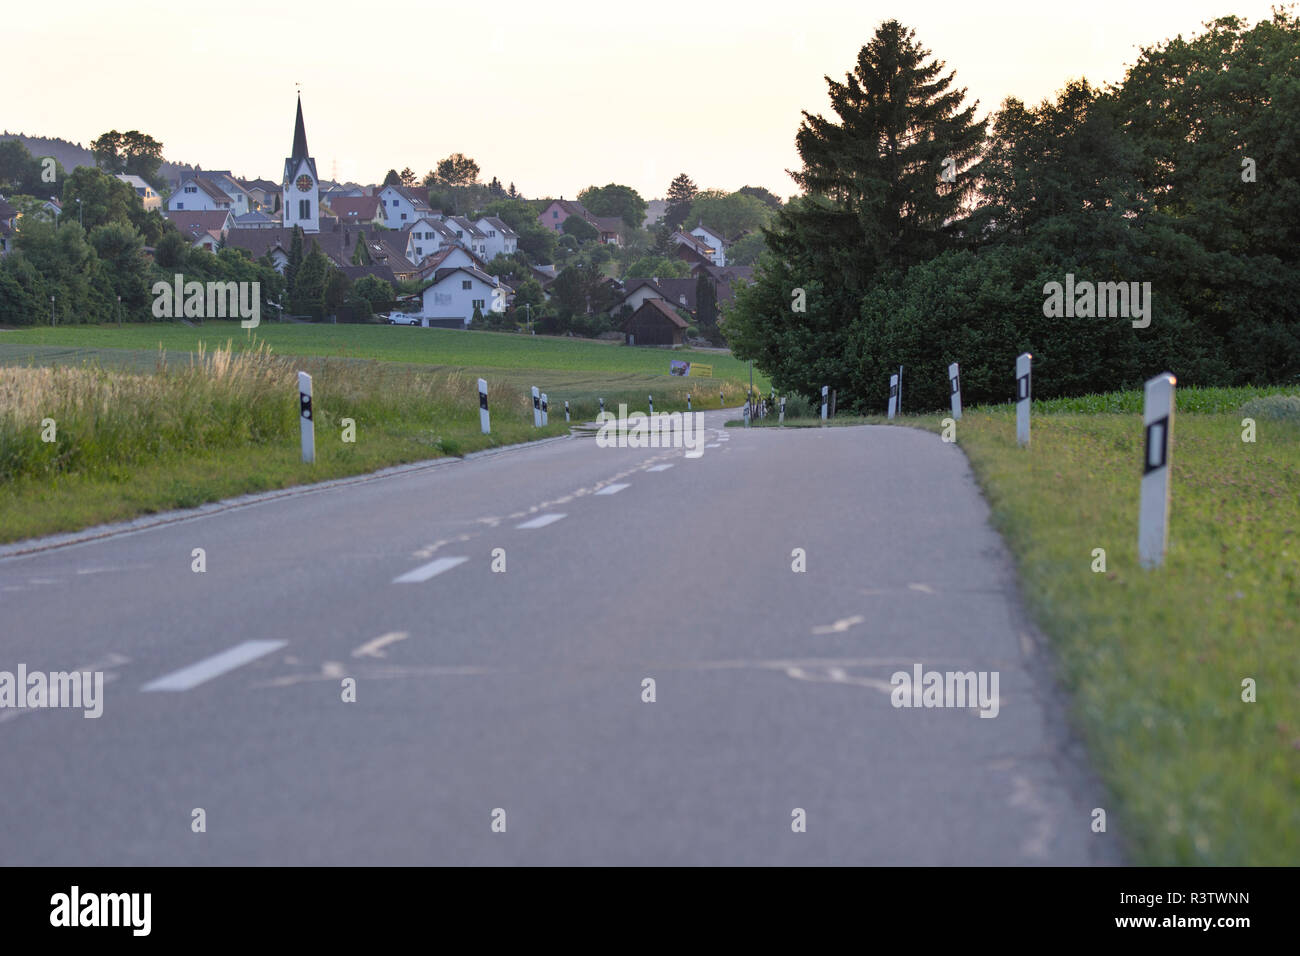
401,213,407,220
176,203,183,209
488,230,495,237
185,186,197,193
472,299,485,310
456,231,463,237
552,211,558,218
416,247,423,255
462,280,472,290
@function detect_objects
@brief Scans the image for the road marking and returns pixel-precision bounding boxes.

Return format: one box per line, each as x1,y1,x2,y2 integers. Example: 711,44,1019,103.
393,556,468,583
141,640,286,692
908,583,936,594
352,632,410,658
706,443,720,448
646,464,673,472
517,514,566,529
812,615,866,635
595,483,629,495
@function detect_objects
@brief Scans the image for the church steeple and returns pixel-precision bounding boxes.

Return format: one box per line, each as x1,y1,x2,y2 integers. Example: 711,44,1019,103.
291,94,309,161
282,93,319,233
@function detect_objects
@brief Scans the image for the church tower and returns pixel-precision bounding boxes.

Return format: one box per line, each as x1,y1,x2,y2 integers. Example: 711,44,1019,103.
282,95,320,233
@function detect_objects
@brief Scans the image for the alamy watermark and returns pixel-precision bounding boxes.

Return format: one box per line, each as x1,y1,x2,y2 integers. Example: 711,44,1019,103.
890,664,999,718
0,665,104,718
595,406,706,457
151,274,260,328
1042,273,1151,329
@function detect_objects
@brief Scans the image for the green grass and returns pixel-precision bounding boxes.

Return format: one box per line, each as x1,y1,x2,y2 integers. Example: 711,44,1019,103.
0,347,572,543
778,393,1298,864
0,319,767,387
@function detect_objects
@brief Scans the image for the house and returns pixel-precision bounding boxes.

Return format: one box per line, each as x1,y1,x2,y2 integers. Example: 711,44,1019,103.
326,195,384,226
196,171,253,217
474,216,517,259
418,266,512,328
168,175,233,213
402,216,459,262
240,178,281,212
165,209,235,250
624,298,688,346
690,223,727,266
671,229,715,264
537,199,622,246
222,222,418,280
617,278,668,314
418,244,489,281
446,217,489,258
376,185,431,228
115,174,161,211
41,198,62,218
233,210,278,229
0,197,17,256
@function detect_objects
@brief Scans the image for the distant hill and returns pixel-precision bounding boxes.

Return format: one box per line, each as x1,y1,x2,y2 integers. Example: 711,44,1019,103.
0,131,196,187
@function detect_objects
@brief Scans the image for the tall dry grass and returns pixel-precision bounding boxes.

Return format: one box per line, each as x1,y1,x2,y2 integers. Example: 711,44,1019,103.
0,343,540,483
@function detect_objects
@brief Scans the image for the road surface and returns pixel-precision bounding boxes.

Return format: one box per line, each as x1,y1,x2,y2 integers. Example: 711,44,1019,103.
0,410,1121,864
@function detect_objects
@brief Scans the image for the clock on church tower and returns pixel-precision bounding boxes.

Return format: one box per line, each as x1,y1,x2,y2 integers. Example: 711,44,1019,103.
296,174,313,192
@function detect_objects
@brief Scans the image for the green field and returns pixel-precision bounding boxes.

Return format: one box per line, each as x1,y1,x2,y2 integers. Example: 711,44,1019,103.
0,323,759,542
752,387,1300,864
0,319,766,387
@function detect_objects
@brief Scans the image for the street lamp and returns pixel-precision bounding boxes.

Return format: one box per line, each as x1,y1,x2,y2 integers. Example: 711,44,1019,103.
50,295,55,327
117,294,122,327
75,198,82,228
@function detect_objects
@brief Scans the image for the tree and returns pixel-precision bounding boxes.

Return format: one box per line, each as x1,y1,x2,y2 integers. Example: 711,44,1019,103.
351,234,371,265
727,232,766,266
695,273,719,340
285,227,304,296
729,20,987,409
685,191,772,241
578,183,647,230
291,246,330,317
352,275,394,312
561,214,599,243
508,182,518,198
488,176,505,197
0,139,56,195
399,167,417,187
623,255,689,279
322,268,351,317
434,153,480,187
664,173,697,230
59,167,140,232
90,130,165,188
736,185,783,210
382,169,402,186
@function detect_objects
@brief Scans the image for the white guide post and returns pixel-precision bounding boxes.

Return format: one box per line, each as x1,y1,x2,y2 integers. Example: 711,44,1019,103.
1139,372,1177,569
298,371,315,463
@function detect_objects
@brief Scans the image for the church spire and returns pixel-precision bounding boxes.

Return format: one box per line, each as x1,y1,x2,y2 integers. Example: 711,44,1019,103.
291,94,309,161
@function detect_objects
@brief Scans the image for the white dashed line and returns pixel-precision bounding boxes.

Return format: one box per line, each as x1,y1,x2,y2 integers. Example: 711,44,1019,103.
706,443,720,448
595,483,630,495
646,464,674,472
393,556,468,583
517,513,567,529
141,640,287,692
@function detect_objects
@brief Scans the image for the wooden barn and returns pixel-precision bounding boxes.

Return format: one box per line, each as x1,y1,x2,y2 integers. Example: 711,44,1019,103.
624,298,688,347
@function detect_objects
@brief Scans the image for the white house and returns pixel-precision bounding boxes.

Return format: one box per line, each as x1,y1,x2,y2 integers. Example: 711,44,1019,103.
115,174,161,211
168,176,233,213
445,217,489,258
690,223,726,266
403,216,457,262
475,216,518,260
421,244,489,276
617,278,667,314
418,266,512,328
377,185,431,229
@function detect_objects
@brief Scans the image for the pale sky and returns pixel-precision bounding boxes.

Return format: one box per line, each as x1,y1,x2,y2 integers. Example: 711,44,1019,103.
6,1,1289,199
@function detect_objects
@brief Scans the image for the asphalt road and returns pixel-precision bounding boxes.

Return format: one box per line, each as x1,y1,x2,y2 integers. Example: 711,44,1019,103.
0,410,1122,864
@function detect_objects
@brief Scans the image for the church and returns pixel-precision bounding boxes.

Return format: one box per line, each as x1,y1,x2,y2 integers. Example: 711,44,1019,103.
282,95,319,233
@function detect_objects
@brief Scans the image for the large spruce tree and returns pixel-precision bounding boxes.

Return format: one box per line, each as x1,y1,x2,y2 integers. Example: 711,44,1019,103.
728,20,986,408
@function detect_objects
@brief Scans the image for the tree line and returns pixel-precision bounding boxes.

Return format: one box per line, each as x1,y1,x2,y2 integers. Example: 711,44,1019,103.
726,13,1300,412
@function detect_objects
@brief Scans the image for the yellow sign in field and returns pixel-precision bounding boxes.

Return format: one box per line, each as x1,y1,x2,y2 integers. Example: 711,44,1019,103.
690,363,713,378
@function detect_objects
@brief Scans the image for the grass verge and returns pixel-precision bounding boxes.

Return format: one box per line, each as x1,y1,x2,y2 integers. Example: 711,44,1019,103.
758,387,1299,864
